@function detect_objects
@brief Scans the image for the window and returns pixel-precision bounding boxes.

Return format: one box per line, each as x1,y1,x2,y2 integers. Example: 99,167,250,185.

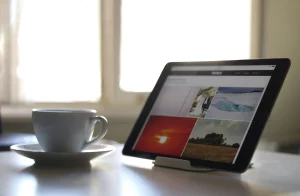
120,0,251,92
0,0,254,118
18,0,100,102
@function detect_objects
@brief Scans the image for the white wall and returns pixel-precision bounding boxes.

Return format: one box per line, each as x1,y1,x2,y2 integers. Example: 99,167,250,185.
260,0,300,145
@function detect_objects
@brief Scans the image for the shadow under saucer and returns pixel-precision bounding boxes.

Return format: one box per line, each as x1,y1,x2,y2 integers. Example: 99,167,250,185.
32,160,93,169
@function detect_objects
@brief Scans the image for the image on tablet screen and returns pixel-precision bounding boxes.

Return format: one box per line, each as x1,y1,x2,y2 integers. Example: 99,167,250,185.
181,119,249,163
205,87,264,121
134,115,197,156
188,87,217,118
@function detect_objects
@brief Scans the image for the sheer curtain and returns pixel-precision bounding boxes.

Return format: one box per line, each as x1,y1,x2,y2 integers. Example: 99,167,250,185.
0,0,21,103
0,1,7,103
1,0,101,104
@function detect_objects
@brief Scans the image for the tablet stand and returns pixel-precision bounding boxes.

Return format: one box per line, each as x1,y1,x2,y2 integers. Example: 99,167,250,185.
153,156,254,172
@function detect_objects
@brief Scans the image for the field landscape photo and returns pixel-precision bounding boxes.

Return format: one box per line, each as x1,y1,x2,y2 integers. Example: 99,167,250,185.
181,119,249,163
205,87,264,121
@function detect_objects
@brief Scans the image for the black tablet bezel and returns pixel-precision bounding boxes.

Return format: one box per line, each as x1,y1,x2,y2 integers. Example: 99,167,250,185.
122,58,290,173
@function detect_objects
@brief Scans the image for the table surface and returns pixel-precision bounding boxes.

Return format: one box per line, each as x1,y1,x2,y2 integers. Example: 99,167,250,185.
1,141,300,196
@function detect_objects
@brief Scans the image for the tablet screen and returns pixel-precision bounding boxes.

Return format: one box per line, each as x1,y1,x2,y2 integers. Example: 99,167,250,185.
132,65,275,164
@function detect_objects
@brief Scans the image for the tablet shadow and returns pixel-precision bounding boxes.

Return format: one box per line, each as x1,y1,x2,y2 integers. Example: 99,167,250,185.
122,164,275,196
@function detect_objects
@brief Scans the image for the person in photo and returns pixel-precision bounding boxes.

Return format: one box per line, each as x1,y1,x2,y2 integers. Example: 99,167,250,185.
189,94,206,116
188,87,217,117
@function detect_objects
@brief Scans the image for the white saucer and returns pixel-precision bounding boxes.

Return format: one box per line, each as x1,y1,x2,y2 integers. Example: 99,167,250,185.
10,143,116,165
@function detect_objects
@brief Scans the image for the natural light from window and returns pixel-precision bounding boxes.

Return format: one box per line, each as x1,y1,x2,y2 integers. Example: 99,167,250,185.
17,0,101,102
120,0,251,92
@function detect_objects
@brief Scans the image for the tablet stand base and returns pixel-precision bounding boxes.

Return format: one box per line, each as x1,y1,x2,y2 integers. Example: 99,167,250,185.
153,157,254,172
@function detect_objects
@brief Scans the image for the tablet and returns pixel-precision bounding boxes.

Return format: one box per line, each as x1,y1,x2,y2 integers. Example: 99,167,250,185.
122,58,290,173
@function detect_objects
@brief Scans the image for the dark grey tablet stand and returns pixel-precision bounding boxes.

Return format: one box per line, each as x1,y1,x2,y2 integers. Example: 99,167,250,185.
153,156,253,172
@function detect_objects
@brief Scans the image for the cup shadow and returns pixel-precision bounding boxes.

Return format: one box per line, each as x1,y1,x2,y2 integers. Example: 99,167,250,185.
22,161,92,173
20,161,93,195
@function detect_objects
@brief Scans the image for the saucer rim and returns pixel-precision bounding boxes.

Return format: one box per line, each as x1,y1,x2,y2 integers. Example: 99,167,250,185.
10,143,116,155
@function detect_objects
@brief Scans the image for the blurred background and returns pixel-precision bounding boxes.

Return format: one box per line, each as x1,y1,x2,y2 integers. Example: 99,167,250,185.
0,0,299,154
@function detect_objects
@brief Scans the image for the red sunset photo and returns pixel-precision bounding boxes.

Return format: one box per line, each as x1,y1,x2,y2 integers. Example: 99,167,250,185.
134,115,197,156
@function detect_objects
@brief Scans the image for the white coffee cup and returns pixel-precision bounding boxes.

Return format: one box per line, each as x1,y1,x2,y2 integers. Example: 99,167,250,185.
32,108,108,152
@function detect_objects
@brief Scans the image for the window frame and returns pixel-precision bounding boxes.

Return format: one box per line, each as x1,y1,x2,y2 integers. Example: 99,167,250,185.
101,0,149,106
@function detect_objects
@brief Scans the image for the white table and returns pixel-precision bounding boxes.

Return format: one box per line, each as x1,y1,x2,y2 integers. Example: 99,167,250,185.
1,141,300,196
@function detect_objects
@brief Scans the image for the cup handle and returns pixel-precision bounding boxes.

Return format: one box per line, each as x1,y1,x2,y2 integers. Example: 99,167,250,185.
83,115,108,149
